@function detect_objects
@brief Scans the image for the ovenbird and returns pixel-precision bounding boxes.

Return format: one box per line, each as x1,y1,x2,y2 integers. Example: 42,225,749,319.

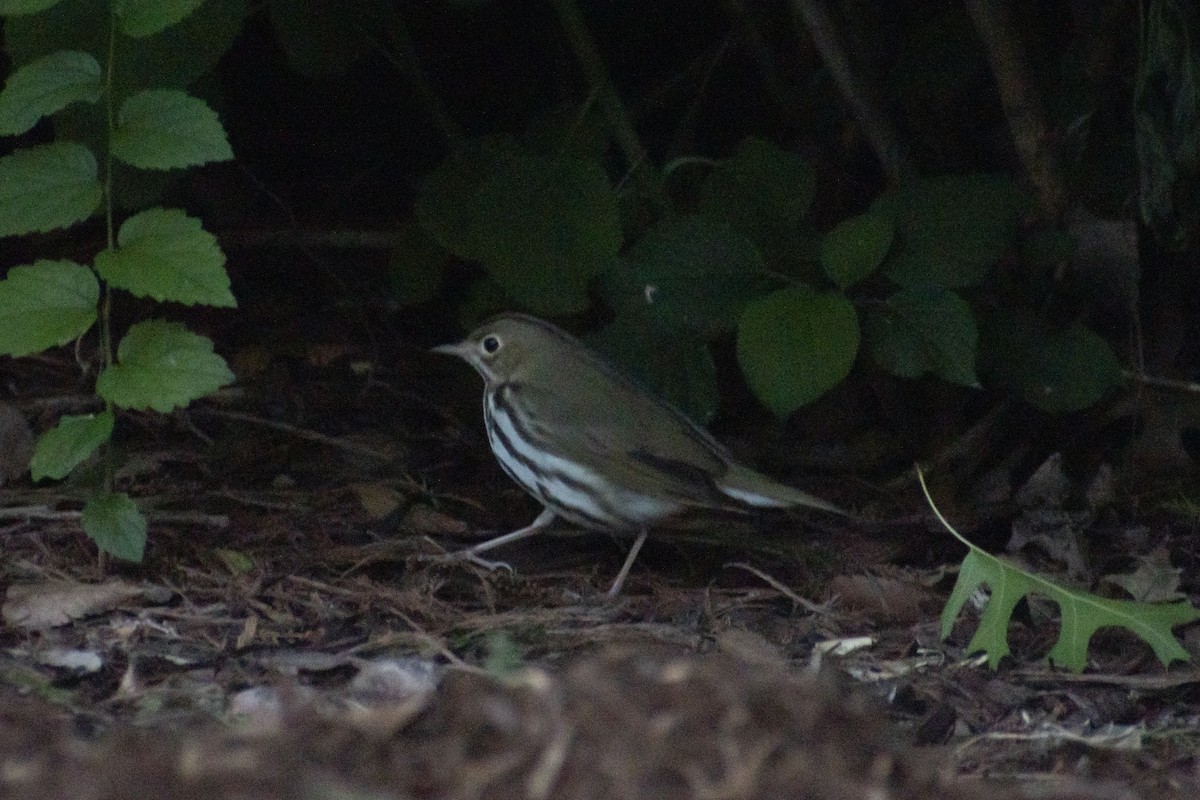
433,313,846,595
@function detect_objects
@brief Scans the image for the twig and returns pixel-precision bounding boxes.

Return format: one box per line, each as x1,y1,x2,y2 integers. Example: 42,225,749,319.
787,0,907,184
724,561,832,614
551,0,670,215
963,0,1065,218
191,407,396,462
0,505,229,527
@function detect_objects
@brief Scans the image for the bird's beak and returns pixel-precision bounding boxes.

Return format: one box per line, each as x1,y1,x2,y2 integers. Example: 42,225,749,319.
431,340,470,358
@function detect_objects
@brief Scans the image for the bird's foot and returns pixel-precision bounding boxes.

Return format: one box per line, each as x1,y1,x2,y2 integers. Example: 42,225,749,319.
415,542,515,574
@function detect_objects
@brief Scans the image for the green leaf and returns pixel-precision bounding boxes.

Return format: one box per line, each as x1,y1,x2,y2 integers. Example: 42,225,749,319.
872,174,1026,288
920,468,1200,671
94,207,235,306
114,0,205,37
0,141,101,237
388,222,448,307
96,320,234,412
865,286,979,386
737,286,859,417
0,0,63,14
0,50,101,136
1022,323,1122,413
111,89,233,170
820,213,894,289
417,137,518,262
81,492,146,562
6,0,248,95
602,216,768,338
418,140,621,315
943,549,1200,671
590,308,719,424
30,411,113,481
699,137,817,274
0,260,98,356
699,136,816,231
268,0,376,77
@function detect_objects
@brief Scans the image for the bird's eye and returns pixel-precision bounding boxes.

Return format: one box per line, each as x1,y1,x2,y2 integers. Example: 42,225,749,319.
481,335,501,355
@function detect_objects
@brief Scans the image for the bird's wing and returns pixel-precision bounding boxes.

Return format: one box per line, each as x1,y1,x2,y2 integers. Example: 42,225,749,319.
505,381,729,505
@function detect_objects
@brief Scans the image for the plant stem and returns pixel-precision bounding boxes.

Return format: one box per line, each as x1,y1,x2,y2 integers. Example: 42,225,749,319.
550,0,670,217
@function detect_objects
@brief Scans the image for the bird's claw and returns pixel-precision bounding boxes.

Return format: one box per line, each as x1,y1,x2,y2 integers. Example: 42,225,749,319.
415,547,514,574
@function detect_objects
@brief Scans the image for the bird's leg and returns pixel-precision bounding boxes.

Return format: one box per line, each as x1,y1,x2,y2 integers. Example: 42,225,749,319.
605,528,648,598
433,508,558,572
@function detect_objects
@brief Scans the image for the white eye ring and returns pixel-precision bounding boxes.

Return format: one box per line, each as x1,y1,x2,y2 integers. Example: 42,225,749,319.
481,334,502,355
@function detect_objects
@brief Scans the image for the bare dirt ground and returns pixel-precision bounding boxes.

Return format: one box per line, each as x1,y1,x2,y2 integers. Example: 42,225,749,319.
1,334,1199,800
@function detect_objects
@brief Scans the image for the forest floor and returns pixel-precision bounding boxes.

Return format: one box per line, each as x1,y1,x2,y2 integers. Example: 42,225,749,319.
1,330,1199,800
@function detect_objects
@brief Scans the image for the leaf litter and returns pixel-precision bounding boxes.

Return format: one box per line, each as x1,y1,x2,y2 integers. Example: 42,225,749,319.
0,345,1198,799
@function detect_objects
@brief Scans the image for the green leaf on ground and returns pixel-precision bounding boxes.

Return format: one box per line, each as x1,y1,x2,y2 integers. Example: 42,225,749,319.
30,410,114,481
0,260,98,356
96,320,234,412
921,470,1200,671
0,50,102,136
94,207,234,306
820,213,894,289
111,89,233,170
736,286,859,417
865,286,979,386
0,141,101,236
81,492,146,562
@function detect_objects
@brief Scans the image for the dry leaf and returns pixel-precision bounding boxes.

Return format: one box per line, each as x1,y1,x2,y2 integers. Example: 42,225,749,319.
351,483,404,519
1102,547,1186,603
3,580,144,629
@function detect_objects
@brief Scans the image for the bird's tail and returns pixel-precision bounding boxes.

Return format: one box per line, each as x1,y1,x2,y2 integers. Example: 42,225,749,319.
718,463,849,516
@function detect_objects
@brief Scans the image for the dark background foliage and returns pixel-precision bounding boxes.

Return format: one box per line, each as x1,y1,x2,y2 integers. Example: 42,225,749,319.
5,0,1200,503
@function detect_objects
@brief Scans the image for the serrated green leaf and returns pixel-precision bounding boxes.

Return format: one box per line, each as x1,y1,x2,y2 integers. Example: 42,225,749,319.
94,207,234,306
112,89,233,170
114,0,205,37
736,286,859,417
419,140,620,315
96,320,234,412
1022,323,1122,412
6,0,248,95
601,216,768,339
865,286,979,386
872,174,1026,288
820,213,894,289
0,260,98,356
81,492,146,562
30,410,113,481
0,50,101,136
0,142,101,236
589,308,718,424
0,0,63,14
